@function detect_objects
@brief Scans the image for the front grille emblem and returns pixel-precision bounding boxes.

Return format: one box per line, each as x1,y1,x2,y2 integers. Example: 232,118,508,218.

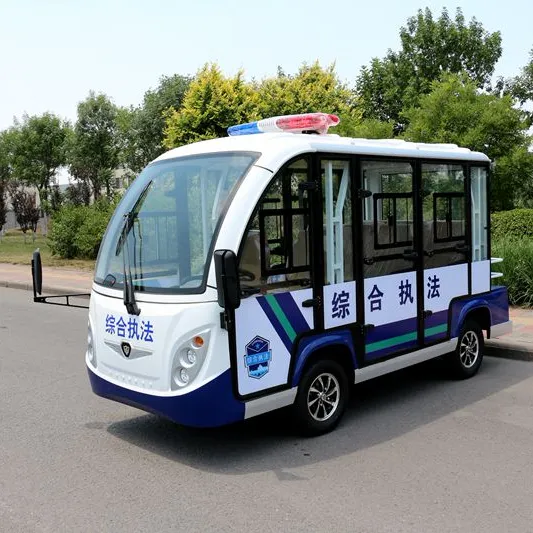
121,342,131,358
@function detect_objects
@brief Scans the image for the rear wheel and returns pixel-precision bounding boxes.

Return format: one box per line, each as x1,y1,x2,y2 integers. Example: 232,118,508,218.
293,360,349,436
449,319,484,379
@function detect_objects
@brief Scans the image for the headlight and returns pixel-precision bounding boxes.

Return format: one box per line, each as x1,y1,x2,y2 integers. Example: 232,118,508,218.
185,349,197,365
171,331,210,390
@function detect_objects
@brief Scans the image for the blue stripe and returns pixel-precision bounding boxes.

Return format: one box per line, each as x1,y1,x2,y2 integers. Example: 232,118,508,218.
425,309,448,329
274,293,311,334
256,296,294,352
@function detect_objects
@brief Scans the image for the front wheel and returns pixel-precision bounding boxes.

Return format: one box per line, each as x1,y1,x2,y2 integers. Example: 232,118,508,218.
292,360,349,436
449,320,484,379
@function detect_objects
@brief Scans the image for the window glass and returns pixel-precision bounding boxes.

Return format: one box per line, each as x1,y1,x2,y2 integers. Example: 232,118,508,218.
471,167,488,261
94,152,258,293
361,161,414,277
239,158,312,293
321,160,353,284
421,163,466,268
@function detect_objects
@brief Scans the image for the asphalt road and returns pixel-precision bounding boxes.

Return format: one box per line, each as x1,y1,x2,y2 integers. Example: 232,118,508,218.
2,287,533,533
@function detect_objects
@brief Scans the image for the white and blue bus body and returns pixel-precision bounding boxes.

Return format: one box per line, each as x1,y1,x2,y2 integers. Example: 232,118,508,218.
86,114,512,434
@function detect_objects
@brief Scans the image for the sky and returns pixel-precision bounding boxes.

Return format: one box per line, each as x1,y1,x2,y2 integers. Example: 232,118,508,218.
0,0,532,132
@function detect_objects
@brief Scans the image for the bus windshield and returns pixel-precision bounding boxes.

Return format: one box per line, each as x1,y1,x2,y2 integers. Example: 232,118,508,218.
94,152,259,294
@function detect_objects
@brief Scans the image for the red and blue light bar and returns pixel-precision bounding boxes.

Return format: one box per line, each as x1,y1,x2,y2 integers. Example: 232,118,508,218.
227,113,340,136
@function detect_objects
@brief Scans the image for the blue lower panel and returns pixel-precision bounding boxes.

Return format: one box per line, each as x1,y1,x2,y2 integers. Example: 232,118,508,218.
88,368,245,428
425,310,448,343
365,317,418,361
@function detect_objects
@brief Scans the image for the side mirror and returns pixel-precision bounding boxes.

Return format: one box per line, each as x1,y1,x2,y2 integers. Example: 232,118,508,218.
214,249,241,310
32,249,43,297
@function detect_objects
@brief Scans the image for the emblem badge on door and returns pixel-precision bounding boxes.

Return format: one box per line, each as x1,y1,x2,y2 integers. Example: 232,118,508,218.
244,336,272,379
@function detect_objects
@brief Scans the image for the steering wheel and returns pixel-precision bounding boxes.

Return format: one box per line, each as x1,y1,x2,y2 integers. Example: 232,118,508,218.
238,268,256,282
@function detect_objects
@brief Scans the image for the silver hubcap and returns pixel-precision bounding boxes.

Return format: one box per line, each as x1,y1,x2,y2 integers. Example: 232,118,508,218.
460,331,479,368
307,372,340,422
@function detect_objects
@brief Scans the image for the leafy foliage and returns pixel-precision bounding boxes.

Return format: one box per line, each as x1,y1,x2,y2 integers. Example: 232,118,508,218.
48,198,117,259
65,181,91,206
10,113,69,205
356,7,502,125
402,73,533,210
492,237,533,307
118,74,191,173
508,47,533,127
491,209,533,240
7,181,41,238
0,179,6,232
256,63,360,136
68,92,120,198
164,64,258,148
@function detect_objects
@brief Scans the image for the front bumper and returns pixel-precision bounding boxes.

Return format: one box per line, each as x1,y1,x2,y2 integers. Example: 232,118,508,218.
88,367,245,428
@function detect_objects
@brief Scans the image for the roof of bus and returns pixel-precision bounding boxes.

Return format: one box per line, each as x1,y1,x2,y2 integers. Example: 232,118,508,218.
153,133,491,167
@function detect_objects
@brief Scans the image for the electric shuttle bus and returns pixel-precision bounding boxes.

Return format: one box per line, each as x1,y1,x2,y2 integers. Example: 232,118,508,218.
33,112,512,435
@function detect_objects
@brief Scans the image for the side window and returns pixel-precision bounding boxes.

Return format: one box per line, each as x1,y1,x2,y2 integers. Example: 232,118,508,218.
471,166,488,261
239,158,311,293
321,159,353,284
362,161,415,277
421,163,466,268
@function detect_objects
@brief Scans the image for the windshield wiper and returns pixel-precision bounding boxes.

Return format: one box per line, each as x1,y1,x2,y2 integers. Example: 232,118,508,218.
122,212,140,315
117,180,153,316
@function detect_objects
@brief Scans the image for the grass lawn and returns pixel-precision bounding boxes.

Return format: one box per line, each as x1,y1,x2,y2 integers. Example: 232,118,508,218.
0,230,94,270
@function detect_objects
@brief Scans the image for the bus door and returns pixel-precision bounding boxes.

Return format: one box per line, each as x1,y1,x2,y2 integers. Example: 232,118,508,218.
234,157,319,398
421,163,469,343
359,160,420,362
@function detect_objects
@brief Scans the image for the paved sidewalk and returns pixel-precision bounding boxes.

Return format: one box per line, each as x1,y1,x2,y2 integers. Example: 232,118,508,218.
0,262,531,360
0,262,93,295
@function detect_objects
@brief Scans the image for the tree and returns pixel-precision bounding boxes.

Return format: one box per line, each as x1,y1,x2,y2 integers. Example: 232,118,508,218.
0,179,7,238
508,47,533,127
68,92,120,199
10,113,68,203
49,184,63,212
7,181,41,242
64,181,91,206
119,74,191,173
256,63,360,136
0,130,16,239
0,129,15,185
403,73,533,210
356,8,502,125
163,64,259,148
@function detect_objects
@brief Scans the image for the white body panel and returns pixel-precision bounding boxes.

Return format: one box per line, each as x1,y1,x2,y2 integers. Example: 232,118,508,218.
88,290,228,396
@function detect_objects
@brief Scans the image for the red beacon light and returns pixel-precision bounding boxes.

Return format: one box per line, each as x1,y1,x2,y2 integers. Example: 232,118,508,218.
227,113,340,136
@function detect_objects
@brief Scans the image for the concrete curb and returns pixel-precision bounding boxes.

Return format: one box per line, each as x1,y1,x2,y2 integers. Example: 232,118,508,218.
485,342,533,362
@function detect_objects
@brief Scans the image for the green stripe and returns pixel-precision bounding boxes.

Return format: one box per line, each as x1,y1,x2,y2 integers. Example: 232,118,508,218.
366,323,448,354
425,323,448,337
366,331,418,354
264,294,297,342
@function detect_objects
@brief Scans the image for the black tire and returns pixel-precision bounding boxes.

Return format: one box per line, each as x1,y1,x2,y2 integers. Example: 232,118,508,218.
292,359,349,436
449,319,484,379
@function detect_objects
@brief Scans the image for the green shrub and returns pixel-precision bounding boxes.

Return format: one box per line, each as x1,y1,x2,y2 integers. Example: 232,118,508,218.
492,237,533,307
75,199,116,259
48,198,118,260
48,205,89,259
491,209,533,241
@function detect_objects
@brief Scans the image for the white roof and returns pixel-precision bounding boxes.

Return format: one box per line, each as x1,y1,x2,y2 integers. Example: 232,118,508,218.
153,132,490,169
